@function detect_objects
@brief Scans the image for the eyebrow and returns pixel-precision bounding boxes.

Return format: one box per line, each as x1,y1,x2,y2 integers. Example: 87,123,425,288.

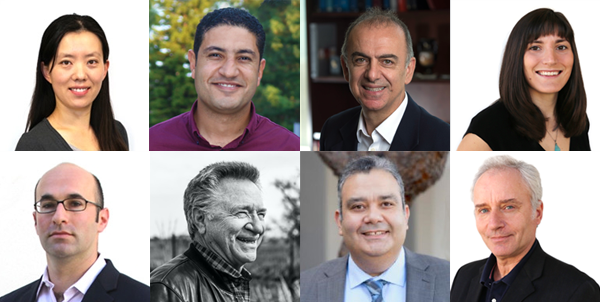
203,46,257,57
56,52,102,58
345,194,398,207
530,38,568,44
474,198,521,208
38,193,87,201
350,51,398,60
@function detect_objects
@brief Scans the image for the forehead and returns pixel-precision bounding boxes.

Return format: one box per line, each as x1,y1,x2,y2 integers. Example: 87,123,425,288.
214,178,263,209
201,25,258,52
36,164,96,199
341,169,400,201
56,31,103,55
348,23,406,55
473,168,530,203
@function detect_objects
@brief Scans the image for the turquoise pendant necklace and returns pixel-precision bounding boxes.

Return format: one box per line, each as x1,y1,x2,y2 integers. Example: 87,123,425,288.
547,129,560,151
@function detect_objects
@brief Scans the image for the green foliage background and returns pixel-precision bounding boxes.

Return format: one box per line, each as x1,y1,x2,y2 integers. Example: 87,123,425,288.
149,0,300,131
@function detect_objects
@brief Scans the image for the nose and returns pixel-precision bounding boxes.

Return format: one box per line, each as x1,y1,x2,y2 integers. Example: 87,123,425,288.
542,49,557,65
488,209,504,230
364,60,381,82
72,62,87,81
245,212,265,235
363,206,384,224
219,56,240,79
51,203,69,225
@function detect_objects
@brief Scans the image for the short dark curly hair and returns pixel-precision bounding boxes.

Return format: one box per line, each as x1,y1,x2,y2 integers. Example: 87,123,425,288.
193,7,265,60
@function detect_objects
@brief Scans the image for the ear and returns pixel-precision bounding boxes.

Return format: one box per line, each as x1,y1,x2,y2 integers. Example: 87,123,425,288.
403,57,416,85
33,212,37,226
335,210,343,236
193,208,207,235
187,49,197,79
97,208,109,233
42,63,52,84
403,204,410,229
535,200,543,226
102,59,110,80
256,58,266,86
341,56,350,82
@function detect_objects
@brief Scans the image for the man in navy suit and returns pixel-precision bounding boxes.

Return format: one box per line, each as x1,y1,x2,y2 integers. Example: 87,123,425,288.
319,8,449,151
0,163,148,302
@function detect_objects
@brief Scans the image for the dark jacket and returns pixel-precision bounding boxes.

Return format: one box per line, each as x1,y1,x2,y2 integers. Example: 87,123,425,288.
0,259,149,302
319,93,449,151
15,119,128,151
150,245,238,302
451,243,600,302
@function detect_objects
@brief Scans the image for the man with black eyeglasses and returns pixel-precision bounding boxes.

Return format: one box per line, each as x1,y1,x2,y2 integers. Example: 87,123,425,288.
0,163,148,302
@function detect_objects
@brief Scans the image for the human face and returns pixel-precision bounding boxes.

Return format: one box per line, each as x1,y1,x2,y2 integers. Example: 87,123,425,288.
335,169,409,267
188,25,266,115
523,34,573,101
43,31,109,113
34,164,108,261
473,168,542,262
201,178,265,270
341,23,415,118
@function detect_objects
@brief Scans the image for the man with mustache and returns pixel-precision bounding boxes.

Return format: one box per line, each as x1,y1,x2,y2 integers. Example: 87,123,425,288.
319,8,449,151
301,156,449,302
0,163,149,302
149,7,299,151
151,161,266,302
451,155,600,301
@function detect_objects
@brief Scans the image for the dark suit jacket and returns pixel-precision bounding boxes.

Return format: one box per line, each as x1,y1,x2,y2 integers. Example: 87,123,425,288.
0,259,149,302
451,244,600,302
319,93,449,151
300,248,450,302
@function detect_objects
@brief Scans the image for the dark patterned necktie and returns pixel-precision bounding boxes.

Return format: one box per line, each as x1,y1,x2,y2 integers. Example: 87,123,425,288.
364,279,389,302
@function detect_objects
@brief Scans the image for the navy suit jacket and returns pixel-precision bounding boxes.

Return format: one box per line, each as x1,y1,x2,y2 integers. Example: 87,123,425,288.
0,259,149,302
451,243,600,302
319,93,450,151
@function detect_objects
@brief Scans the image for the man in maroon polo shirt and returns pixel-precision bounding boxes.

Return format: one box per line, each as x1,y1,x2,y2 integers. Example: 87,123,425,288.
149,7,299,151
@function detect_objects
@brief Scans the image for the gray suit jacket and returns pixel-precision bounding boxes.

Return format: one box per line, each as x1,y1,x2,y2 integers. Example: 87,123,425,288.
300,248,449,302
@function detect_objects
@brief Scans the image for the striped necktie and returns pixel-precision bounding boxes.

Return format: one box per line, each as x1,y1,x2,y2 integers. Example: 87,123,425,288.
364,279,389,302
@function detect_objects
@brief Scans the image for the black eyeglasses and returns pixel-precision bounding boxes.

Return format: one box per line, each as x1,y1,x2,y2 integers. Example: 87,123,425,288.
34,197,103,214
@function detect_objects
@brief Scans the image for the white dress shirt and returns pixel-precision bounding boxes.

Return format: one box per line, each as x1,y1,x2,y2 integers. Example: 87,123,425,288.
356,91,408,151
344,247,407,302
36,256,106,302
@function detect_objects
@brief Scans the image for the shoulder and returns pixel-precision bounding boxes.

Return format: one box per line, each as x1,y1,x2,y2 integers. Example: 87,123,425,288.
468,101,512,131
408,250,450,272
0,279,39,302
407,98,449,150
252,114,300,151
322,106,361,131
149,113,192,151
541,253,599,288
113,273,150,299
320,106,361,151
301,257,347,287
15,120,68,151
150,253,214,302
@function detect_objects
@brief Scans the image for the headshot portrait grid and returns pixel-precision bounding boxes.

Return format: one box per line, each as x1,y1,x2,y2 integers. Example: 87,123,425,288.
150,151,300,302
450,152,600,301
0,0,147,151
451,0,599,151
0,152,150,299
300,151,450,302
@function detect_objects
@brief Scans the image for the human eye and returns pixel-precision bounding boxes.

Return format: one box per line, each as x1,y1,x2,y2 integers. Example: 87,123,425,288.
350,203,365,211
66,198,85,210
381,201,395,207
557,45,569,51
354,57,367,65
528,45,541,51
477,208,489,214
59,60,72,66
382,59,394,66
239,56,252,62
257,211,266,219
235,211,250,219
40,200,57,210
208,53,222,59
88,59,99,65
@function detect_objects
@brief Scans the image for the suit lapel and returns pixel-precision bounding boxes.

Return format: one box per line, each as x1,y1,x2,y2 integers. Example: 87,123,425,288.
464,269,484,302
390,94,420,151
501,245,545,302
317,255,347,302
335,110,360,151
81,260,119,302
405,248,434,302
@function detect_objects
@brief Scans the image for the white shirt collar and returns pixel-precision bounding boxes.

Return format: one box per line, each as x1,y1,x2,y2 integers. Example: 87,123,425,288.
356,91,408,151
36,256,107,302
347,247,406,289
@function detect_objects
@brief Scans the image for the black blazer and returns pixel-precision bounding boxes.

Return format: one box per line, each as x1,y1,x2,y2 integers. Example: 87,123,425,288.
451,243,600,302
0,259,149,302
319,93,449,151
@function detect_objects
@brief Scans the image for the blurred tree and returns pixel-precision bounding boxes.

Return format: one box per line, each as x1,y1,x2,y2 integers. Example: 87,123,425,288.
149,0,300,131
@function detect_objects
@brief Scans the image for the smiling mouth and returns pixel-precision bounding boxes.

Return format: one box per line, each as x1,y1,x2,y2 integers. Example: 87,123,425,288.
536,71,561,76
214,83,241,88
363,231,388,236
237,237,258,244
364,86,385,92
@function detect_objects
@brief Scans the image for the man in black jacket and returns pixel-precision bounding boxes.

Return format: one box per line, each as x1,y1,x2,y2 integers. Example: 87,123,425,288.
0,163,149,302
150,161,265,302
451,155,600,302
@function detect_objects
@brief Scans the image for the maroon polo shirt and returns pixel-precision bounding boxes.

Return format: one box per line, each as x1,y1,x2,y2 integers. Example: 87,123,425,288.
149,101,299,151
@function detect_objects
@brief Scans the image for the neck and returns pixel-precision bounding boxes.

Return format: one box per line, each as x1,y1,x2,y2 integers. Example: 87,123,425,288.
352,251,398,277
361,93,405,136
530,90,558,121
46,251,98,296
47,105,92,131
493,240,535,280
194,101,252,147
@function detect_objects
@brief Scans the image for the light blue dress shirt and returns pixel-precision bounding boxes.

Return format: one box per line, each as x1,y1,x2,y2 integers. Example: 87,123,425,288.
344,247,406,302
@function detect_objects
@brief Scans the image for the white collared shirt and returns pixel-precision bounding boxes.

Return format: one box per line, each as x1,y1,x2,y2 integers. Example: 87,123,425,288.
344,247,406,302
356,91,408,151
36,256,106,302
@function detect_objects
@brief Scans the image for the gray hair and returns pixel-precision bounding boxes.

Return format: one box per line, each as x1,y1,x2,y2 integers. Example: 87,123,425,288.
472,155,542,212
338,156,405,218
184,161,260,239
341,7,414,68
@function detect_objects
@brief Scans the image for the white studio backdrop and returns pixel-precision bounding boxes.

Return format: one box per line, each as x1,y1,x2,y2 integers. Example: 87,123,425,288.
450,0,600,150
450,152,600,286
0,0,148,151
0,152,150,295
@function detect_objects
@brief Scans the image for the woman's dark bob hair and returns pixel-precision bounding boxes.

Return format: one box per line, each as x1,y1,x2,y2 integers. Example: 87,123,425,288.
499,8,586,141
27,14,128,151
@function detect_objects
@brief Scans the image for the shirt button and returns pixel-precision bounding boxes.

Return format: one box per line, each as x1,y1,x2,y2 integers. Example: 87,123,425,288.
492,299,496,302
